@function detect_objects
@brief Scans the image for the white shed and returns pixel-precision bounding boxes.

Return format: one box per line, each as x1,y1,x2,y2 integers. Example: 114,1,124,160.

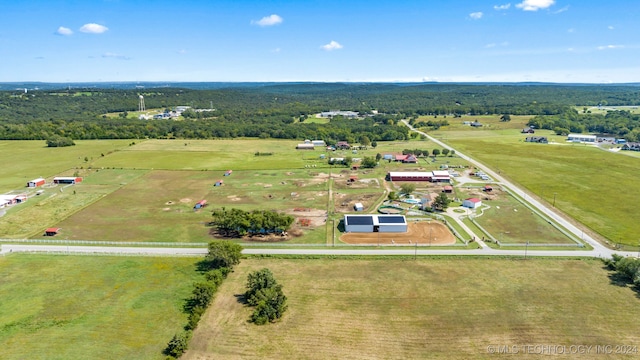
354,203,364,211
463,198,482,209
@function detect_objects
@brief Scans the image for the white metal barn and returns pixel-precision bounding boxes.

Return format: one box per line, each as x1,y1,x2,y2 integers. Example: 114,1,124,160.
344,214,408,233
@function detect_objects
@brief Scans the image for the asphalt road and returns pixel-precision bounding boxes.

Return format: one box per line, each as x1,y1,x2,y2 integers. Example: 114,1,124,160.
2,244,637,259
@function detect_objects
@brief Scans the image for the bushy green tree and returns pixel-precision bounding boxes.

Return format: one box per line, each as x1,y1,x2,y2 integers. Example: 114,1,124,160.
400,183,416,195
205,241,243,270
245,268,288,325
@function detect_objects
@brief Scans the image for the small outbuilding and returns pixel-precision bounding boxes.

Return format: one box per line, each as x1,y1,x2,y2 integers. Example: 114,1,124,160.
194,200,207,209
353,203,364,211
53,177,82,184
224,170,233,176
484,185,493,192
443,185,453,193
296,143,315,150
214,180,223,186
45,228,60,236
27,178,46,188
463,198,482,209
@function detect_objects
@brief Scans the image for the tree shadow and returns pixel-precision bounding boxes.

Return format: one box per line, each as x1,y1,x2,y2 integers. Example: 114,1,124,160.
234,293,248,305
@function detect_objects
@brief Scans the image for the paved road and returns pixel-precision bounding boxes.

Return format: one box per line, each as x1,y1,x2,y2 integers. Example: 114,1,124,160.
400,120,618,258
1,244,637,259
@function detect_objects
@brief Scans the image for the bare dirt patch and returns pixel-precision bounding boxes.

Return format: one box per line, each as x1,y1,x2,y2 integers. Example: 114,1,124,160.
180,198,192,203
334,193,379,213
341,221,455,245
227,195,241,202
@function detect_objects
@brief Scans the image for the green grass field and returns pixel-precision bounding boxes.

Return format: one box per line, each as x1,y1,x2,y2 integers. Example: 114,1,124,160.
0,140,132,193
0,254,200,360
431,117,640,246
185,257,640,359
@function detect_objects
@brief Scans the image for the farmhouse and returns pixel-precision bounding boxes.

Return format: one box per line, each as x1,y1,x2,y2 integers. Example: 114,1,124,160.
567,134,596,143
463,198,482,209
421,193,439,210
27,178,45,188
521,126,535,134
344,214,408,233
470,121,483,127
336,141,351,149
621,142,640,151
53,177,82,184
395,154,418,163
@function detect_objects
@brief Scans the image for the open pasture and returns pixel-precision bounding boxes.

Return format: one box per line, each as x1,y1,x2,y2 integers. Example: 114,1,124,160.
438,134,640,246
54,169,332,243
0,140,132,193
186,257,640,360
0,254,199,360
0,169,147,239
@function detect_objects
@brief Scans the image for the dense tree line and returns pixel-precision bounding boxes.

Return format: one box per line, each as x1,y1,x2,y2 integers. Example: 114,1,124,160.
164,240,243,359
2,83,640,141
209,208,295,237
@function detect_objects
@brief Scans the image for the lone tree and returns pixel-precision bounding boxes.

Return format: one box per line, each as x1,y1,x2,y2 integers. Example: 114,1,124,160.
245,268,288,325
432,193,451,211
442,148,450,156
205,240,243,270
400,183,416,195
500,114,512,122
432,149,441,157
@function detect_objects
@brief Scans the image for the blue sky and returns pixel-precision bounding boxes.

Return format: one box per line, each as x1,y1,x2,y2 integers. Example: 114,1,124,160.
1,0,638,83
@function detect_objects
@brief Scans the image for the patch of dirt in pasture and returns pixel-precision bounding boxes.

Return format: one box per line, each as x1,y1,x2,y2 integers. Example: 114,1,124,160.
165,201,175,205
162,207,171,211
341,221,455,245
180,198,192,203
227,195,241,202
334,193,380,213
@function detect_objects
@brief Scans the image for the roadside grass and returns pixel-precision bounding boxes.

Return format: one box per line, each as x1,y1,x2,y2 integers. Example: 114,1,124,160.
0,254,199,360
473,197,574,245
0,140,132,193
433,128,640,246
185,258,640,360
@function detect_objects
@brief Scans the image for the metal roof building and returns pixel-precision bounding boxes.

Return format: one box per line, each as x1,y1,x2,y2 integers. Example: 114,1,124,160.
344,214,407,233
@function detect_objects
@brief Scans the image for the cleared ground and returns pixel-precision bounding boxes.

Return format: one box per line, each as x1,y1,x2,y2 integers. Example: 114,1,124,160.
340,221,455,245
0,254,199,360
185,258,640,360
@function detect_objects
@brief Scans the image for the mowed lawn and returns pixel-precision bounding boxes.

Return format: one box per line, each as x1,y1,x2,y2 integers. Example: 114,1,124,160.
0,255,200,360
186,258,640,360
0,140,132,193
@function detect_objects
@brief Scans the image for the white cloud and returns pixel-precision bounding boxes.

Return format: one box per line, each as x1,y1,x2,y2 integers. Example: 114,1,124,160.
568,28,575,33
608,25,614,30
102,52,131,60
177,49,187,54
271,48,281,53
553,5,569,14
55,26,73,36
80,23,109,34
321,40,343,51
251,14,283,27
597,45,623,50
469,12,483,19
494,3,511,10
516,0,555,11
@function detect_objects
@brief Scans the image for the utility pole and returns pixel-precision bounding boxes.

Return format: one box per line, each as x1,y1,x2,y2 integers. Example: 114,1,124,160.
524,241,529,260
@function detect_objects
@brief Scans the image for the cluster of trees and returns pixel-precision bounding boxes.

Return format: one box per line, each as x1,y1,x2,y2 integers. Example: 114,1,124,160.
46,135,75,147
605,254,640,287
401,148,454,157
164,241,243,359
209,208,294,237
244,268,288,325
528,109,640,141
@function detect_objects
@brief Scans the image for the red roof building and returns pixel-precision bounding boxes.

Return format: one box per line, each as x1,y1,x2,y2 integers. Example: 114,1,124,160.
443,185,453,193
45,228,60,236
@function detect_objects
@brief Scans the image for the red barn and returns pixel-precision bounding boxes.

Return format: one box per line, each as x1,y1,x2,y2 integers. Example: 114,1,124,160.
45,228,60,236
27,178,45,188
